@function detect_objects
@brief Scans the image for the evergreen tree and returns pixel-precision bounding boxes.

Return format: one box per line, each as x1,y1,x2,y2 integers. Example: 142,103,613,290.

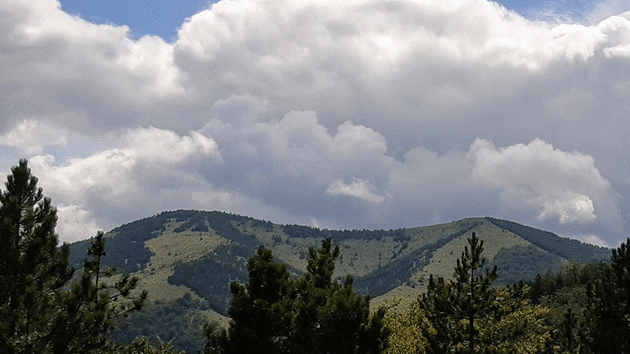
587,238,630,353
420,232,497,354
0,159,146,353
205,239,387,354
205,245,292,354
291,239,387,354
305,238,339,289
49,231,147,353
454,233,497,353
0,159,74,353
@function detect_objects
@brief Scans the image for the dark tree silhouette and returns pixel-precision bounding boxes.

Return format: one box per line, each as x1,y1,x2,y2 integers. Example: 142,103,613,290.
205,239,387,354
0,159,147,353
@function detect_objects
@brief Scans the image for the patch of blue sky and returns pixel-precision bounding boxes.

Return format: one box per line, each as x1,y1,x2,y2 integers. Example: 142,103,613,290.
503,0,597,23
58,0,601,43
58,0,213,42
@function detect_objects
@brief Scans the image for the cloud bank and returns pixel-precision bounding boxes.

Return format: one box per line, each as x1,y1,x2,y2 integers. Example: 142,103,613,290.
1,0,628,246
469,138,611,224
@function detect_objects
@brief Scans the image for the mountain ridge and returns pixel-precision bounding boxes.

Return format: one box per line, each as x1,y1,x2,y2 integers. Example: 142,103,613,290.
68,210,610,302
66,210,610,353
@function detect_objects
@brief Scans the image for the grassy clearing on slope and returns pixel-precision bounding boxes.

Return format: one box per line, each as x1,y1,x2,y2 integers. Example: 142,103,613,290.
411,219,531,290
405,218,483,247
138,221,228,303
334,237,406,277
233,221,320,273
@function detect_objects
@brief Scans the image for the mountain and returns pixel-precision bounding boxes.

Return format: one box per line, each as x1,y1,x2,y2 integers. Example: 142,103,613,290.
67,210,611,353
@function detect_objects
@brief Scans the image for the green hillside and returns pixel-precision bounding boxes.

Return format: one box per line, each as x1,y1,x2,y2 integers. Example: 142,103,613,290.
486,217,611,262
67,210,612,353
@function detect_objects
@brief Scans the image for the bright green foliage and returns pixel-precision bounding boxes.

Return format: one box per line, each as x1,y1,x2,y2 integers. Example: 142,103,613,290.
478,286,552,354
205,239,388,354
383,300,436,354
0,159,146,353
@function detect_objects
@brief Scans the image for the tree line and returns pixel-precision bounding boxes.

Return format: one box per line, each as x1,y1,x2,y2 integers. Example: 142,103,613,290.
3,159,630,353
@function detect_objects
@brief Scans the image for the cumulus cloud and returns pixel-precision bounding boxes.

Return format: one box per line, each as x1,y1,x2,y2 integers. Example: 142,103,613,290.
0,0,186,134
1,0,630,245
201,106,396,221
55,204,102,244
122,126,219,163
0,119,68,154
27,127,221,234
468,138,611,224
326,178,385,203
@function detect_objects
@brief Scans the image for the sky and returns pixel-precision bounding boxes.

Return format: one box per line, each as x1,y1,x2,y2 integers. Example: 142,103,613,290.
1,0,630,247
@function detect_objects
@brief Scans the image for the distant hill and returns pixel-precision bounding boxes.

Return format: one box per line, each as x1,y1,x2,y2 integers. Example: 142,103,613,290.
68,210,611,353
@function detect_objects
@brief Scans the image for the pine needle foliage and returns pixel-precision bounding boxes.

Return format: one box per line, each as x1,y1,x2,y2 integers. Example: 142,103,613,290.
0,159,147,353
205,239,388,354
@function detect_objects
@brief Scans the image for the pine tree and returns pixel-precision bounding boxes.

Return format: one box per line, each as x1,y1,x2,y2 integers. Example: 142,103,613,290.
205,239,388,354
206,245,292,354
48,231,147,353
0,159,146,353
0,159,74,353
454,232,497,353
292,238,387,354
420,232,497,354
305,238,340,289
587,238,630,353
609,238,630,352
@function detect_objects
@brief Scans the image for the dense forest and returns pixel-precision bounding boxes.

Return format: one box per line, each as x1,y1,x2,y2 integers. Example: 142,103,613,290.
2,159,630,353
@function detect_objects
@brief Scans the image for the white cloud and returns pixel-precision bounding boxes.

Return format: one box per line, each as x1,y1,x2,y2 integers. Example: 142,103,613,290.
600,15,630,57
26,127,222,236
56,204,102,244
205,103,481,229
468,138,611,224
0,119,68,154
573,233,611,248
0,0,186,134
536,193,595,224
30,127,220,196
2,0,630,245
122,126,220,163
326,178,385,203
203,106,395,189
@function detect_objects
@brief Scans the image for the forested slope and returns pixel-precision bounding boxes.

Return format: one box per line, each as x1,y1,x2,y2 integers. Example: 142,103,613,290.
64,210,611,353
